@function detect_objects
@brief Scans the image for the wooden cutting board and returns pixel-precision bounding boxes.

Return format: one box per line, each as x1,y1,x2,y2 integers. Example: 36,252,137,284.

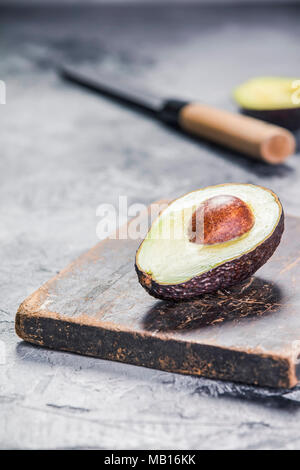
15,204,300,389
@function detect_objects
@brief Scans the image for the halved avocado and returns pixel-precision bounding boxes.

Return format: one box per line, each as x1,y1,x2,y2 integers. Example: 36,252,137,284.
135,184,284,301
233,77,300,130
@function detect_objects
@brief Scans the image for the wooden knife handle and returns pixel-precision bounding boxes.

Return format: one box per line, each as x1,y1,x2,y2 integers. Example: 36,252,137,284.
178,103,296,164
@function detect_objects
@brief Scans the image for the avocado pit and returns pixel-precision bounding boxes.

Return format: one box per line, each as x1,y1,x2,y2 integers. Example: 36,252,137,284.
189,195,255,245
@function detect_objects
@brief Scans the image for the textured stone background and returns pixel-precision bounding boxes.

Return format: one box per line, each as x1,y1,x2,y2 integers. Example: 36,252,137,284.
1,3,300,450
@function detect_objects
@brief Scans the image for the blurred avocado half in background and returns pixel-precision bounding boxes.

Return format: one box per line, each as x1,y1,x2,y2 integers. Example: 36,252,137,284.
233,77,300,130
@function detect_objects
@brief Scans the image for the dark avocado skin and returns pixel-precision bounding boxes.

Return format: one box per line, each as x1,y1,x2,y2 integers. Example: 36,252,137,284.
135,211,284,302
241,107,300,131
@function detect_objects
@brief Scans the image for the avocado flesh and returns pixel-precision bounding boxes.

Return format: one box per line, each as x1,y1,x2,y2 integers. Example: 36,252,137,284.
234,77,299,111
136,184,283,300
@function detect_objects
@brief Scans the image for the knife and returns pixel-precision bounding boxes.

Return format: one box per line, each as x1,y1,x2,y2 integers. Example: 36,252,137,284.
58,65,295,164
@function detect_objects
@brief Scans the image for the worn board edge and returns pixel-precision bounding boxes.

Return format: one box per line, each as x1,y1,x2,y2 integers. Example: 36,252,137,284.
15,209,300,389
15,307,296,389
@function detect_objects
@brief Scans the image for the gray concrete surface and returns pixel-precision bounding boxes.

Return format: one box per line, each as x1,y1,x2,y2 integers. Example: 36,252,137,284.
1,3,300,450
